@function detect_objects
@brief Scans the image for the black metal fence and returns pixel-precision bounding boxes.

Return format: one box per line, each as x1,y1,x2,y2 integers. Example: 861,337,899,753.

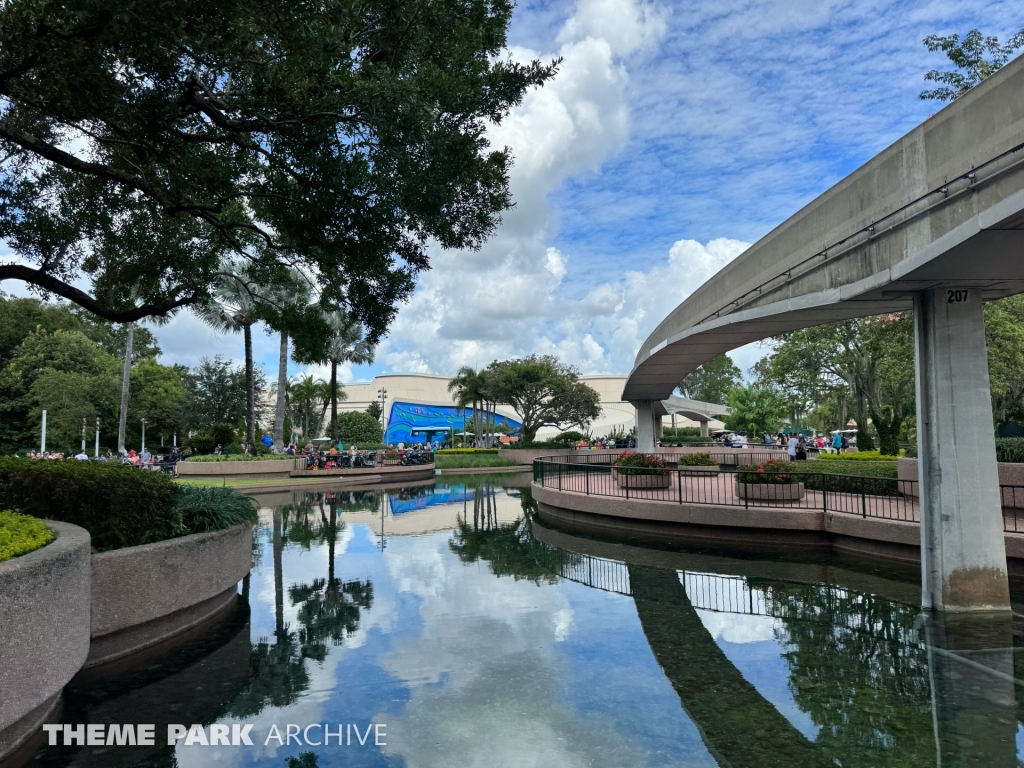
532,454,1024,534
534,456,919,521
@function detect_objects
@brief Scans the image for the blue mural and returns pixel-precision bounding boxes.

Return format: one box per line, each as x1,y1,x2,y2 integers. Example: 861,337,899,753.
384,401,521,445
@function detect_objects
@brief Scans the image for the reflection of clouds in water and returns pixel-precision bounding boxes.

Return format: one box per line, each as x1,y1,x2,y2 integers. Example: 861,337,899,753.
695,609,779,644
375,533,646,768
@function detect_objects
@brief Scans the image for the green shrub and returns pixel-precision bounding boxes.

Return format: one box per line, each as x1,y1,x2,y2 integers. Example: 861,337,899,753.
996,438,1024,463
556,430,589,444
173,486,258,533
0,458,255,551
664,435,715,444
817,451,898,461
0,510,54,562
435,454,518,469
185,434,216,454
437,448,500,454
337,411,383,444
0,458,180,550
676,453,718,466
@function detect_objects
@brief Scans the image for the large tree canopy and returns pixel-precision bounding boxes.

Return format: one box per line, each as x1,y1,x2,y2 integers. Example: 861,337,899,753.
0,0,555,337
485,355,600,445
678,354,742,405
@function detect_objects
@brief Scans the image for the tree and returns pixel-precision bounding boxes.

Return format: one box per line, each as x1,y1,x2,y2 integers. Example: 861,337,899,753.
195,265,265,452
723,385,787,437
984,295,1024,428
336,412,383,445
754,316,915,454
0,1,556,333
921,28,1024,101
179,356,263,434
261,271,314,452
293,311,374,443
448,366,487,446
127,359,187,449
366,400,383,422
678,354,742,405
288,375,330,442
485,355,601,445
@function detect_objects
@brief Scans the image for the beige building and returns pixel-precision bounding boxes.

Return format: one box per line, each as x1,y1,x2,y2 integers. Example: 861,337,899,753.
335,373,723,441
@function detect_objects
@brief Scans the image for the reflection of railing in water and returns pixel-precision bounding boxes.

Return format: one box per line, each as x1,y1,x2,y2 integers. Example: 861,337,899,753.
544,549,923,643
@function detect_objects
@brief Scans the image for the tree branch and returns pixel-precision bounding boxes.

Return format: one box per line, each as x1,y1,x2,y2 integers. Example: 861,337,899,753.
0,263,200,321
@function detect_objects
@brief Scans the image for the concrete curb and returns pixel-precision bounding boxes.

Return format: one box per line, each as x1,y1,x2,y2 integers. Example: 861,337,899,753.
0,521,91,760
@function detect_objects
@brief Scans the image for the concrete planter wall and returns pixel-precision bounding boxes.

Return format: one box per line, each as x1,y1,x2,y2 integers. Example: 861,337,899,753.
176,458,298,477
0,521,91,761
501,447,788,465
612,468,672,489
735,481,806,501
88,522,253,668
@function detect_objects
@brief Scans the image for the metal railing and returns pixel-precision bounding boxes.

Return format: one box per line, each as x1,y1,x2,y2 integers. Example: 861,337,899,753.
533,454,1024,532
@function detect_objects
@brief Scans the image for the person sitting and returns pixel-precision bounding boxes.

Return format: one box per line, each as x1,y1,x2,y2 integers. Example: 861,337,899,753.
128,449,141,466
285,443,295,456
75,449,89,461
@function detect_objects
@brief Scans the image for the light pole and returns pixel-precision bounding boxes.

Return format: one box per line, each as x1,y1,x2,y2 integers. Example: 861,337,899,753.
95,418,100,458
377,387,388,437
140,418,147,453
82,417,87,452
41,410,47,453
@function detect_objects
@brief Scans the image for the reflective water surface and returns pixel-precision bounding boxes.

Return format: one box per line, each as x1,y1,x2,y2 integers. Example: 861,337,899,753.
26,474,1024,767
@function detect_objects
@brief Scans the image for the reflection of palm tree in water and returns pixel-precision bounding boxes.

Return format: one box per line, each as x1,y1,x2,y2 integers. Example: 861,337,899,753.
227,501,373,717
289,495,373,661
449,483,582,584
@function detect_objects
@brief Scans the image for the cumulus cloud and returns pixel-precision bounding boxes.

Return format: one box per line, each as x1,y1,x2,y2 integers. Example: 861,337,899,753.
379,0,696,376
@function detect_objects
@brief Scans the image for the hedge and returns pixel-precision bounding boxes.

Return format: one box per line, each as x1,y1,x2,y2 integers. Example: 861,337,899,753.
996,438,1024,463
676,453,717,466
437,448,500,454
0,458,255,551
816,451,899,461
0,510,54,563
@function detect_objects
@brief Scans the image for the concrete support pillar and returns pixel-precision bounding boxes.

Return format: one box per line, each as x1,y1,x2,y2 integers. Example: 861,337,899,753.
699,420,709,437
914,288,1009,612
655,415,663,439
635,401,656,452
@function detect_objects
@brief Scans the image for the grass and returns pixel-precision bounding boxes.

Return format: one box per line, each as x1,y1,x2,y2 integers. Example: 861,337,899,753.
0,510,55,562
435,454,519,469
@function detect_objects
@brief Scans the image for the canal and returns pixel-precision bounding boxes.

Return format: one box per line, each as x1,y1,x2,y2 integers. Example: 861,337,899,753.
25,473,1024,766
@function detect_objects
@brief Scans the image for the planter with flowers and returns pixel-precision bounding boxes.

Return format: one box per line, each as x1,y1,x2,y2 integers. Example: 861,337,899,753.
735,459,805,501
675,453,720,474
612,452,671,489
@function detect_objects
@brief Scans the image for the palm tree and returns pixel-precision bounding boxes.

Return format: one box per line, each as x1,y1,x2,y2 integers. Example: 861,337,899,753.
322,311,374,442
448,366,485,446
117,322,134,456
195,264,264,453
265,272,311,452
288,375,330,441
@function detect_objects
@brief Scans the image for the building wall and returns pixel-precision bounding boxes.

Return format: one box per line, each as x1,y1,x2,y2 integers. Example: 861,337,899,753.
325,372,722,440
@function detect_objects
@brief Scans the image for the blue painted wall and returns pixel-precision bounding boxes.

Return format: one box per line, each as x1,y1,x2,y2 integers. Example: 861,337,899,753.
384,401,521,445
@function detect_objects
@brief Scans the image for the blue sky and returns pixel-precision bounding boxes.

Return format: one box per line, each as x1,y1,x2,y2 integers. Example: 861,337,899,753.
9,0,1022,385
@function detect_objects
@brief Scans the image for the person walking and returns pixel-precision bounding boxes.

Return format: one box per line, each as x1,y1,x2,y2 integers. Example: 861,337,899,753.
832,431,843,454
787,434,799,460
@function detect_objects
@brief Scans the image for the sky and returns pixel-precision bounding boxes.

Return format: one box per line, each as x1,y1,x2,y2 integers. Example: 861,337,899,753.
5,0,1023,385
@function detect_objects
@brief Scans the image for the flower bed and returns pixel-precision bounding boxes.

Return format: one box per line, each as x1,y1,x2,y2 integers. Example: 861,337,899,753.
613,452,670,488
0,510,54,563
736,459,799,484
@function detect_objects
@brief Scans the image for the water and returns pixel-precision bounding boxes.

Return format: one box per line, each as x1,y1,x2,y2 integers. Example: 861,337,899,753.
25,474,1024,767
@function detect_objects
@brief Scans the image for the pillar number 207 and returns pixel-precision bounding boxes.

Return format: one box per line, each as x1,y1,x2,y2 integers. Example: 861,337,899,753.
946,289,969,303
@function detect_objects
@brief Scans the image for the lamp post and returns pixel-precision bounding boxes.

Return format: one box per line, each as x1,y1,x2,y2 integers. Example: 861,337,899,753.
82,418,87,452
41,410,47,453
377,387,388,436
140,418,147,453
95,418,100,458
